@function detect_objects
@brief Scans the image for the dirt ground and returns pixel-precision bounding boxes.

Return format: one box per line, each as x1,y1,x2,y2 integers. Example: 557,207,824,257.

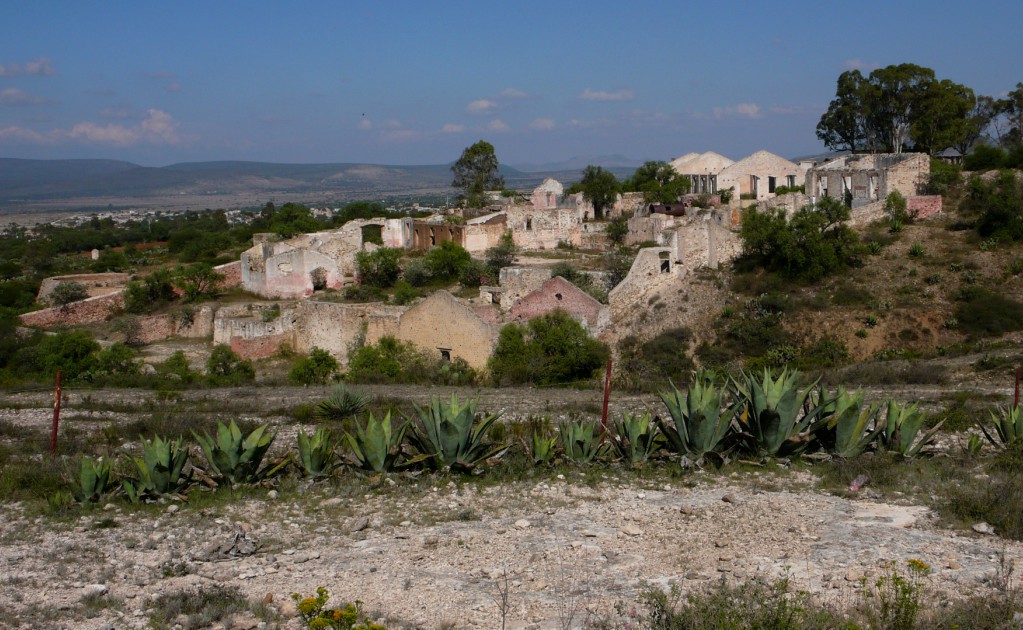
2,383,1022,629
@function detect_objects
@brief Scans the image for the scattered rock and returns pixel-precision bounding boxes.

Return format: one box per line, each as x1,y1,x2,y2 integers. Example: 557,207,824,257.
514,519,531,529
82,584,108,599
166,504,179,514
620,525,642,537
348,516,370,533
972,522,996,535
267,490,278,500
319,497,342,508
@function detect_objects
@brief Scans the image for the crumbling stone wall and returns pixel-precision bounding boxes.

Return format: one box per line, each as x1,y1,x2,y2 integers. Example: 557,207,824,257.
412,221,464,250
718,150,802,201
608,247,685,322
505,207,581,249
907,195,942,219
19,291,124,328
132,306,214,344
213,261,242,289
496,267,551,309
291,301,403,366
530,178,564,209
394,291,499,370
463,213,508,253
37,273,129,303
806,153,929,206
508,276,609,334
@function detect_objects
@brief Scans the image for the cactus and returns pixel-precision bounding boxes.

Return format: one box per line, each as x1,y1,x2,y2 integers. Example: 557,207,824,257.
123,435,191,501
531,430,558,466
611,412,661,464
296,427,337,477
730,368,830,457
315,383,367,421
193,420,283,484
879,400,943,457
817,387,883,458
346,412,407,472
980,405,1023,449
407,394,506,472
656,371,735,460
560,420,609,464
73,456,116,503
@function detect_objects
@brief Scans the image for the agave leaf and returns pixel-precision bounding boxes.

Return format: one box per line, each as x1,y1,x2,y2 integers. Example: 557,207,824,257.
408,395,504,471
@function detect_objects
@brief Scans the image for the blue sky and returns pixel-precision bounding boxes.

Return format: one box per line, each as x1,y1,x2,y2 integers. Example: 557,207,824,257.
1,1,1020,167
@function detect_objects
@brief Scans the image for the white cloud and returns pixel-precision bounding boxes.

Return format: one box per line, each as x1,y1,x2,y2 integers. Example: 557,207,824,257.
0,87,49,106
381,128,423,142
358,117,373,130
500,87,530,99
487,119,510,132
712,103,762,119
441,123,465,133
840,58,878,72
98,108,134,120
165,82,182,93
529,118,555,131
569,118,612,129
0,56,55,77
466,98,498,115
578,88,634,102
1,108,184,147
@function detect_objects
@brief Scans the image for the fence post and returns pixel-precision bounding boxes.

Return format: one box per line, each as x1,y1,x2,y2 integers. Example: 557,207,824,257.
1015,367,1020,410
600,359,613,438
49,371,62,455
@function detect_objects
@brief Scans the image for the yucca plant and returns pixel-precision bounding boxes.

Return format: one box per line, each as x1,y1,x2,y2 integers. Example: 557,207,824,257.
193,421,284,484
611,412,661,464
296,427,337,477
879,400,943,457
730,368,830,457
407,395,507,472
73,456,117,503
315,383,368,422
980,405,1023,449
346,412,408,472
816,387,883,459
656,371,736,461
123,435,191,502
560,420,609,464
531,430,559,466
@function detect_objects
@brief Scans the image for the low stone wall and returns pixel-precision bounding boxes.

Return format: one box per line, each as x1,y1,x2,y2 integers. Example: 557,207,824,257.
19,291,125,328
37,273,129,303
214,261,243,289
229,333,294,360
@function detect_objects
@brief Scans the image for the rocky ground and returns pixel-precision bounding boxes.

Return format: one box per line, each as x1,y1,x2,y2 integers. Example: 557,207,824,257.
2,383,1021,629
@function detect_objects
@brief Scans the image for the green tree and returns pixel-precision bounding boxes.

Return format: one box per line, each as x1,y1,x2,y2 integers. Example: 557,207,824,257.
270,203,320,238
864,63,935,153
50,281,89,310
484,231,517,273
996,82,1023,147
425,240,471,280
489,311,609,386
910,79,975,155
578,165,621,220
355,247,402,288
124,268,177,314
739,197,862,281
451,140,504,208
605,216,629,248
205,345,255,385
625,161,691,203
175,263,224,302
816,70,869,152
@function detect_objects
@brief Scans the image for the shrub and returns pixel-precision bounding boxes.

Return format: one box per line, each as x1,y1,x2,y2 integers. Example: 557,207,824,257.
391,280,419,305
315,383,368,421
175,263,224,302
616,328,695,392
885,191,910,224
157,351,199,386
94,343,142,377
342,284,387,303
484,231,517,273
401,258,432,287
457,258,492,288
346,336,478,386
355,247,402,288
205,345,255,385
489,311,610,386
288,347,339,385
425,240,471,280
954,286,1023,337
49,280,89,309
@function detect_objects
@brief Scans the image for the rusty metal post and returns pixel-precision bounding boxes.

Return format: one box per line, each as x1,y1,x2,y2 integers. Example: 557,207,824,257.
1015,367,1020,410
49,371,62,454
600,358,613,437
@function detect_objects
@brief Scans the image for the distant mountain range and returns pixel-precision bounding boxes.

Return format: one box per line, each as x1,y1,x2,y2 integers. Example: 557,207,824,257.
0,157,639,214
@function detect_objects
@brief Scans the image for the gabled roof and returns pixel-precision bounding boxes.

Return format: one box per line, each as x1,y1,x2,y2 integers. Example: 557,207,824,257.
671,151,735,175
719,150,798,176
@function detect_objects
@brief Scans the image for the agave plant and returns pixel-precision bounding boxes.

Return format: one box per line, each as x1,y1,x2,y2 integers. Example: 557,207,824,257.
531,430,559,466
656,371,736,461
611,413,661,464
980,405,1023,449
315,383,368,422
816,388,883,459
407,395,506,472
560,420,609,464
296,427,337,477
73,456,117,503
193,421,284,484
123,435,191,502
879,400,943,457
346,412,408,472
730,368,830,457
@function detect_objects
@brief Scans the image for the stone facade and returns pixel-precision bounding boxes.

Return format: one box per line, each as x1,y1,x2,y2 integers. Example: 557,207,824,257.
671,151,735,194
805,153,929,207
717,150,802,201
490,267,552,309
530,178,564,209
508,276,609,334
394,291,499,370
20,291,124,328
505,207,582,250
412,220,464,250
37,273,129,303
907,195,942,219
463,212,508,253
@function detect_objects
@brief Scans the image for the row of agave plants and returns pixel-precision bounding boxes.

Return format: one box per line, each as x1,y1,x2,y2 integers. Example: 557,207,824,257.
70,368,1023,505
